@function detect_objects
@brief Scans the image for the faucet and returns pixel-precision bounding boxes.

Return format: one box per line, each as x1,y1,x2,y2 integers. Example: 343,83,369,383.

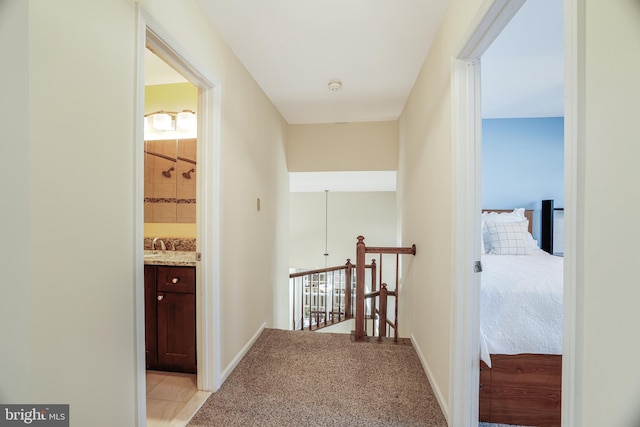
151,237,166,252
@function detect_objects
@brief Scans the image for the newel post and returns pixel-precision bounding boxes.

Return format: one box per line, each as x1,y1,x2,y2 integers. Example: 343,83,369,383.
344,258,353,318
355,236,366,341
378,284,388,340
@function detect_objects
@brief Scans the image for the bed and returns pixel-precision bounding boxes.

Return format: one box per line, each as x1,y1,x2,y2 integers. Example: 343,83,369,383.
478,207,563,427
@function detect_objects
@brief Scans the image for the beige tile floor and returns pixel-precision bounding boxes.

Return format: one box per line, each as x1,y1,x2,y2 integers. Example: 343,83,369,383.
146,370,211,427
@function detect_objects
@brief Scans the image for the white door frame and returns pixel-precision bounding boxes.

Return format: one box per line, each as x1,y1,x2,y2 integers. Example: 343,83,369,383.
448,0,581,426
560,0,583,425
134,6,223,426
449,2,525,425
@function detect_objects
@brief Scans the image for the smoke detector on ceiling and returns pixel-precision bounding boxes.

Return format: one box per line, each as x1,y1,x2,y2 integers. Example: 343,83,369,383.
328,80,342,92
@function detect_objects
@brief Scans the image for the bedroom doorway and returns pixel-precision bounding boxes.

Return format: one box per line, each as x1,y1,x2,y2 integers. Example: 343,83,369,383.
450,0,574,426
135,8,223,426
478,2,565,426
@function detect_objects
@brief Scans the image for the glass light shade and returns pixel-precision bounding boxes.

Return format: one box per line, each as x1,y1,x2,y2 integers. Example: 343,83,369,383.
176,111,196,130
144,116,152,132
152,113,174,131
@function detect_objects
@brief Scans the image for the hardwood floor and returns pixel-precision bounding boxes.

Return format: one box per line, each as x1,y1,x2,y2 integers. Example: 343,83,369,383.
146,370,211,427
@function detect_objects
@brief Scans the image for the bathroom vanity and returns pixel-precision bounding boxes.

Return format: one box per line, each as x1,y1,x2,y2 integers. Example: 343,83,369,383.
144,251,196,374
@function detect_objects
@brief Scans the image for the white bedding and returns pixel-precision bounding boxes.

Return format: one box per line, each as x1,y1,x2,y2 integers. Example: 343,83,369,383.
480,248,563,367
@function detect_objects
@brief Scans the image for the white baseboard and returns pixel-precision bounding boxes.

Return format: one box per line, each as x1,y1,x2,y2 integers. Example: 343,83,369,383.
411,333,449,423
219,322,267,385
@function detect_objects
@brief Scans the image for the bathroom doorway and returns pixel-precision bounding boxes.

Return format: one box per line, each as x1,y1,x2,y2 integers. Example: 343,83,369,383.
143,47,202,426
135,9,222,426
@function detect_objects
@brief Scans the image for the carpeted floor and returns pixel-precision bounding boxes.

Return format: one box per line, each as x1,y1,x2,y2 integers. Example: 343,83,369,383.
188,328,447,426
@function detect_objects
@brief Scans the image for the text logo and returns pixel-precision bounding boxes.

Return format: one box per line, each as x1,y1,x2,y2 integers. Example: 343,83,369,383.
0,405,68,426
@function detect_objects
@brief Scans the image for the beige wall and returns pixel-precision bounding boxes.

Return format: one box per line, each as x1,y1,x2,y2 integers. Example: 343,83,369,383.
580,1,640,425
398,0,640,424
289,192,397,270
287,121,398,171
0,0,30,402
0,1,289,425
22,1,139,425
137,0,291,392
7,0,639,424
397,0,483,410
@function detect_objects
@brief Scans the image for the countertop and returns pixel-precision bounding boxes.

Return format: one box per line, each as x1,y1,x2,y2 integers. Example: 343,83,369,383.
144,250,196,266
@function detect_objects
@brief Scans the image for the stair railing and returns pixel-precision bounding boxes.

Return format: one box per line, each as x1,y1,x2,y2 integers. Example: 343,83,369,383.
354,236,416,342
289,259,355,331
290,258,380,331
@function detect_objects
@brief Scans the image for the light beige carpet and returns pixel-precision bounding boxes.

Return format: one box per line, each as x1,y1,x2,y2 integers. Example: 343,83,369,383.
188,328,447,426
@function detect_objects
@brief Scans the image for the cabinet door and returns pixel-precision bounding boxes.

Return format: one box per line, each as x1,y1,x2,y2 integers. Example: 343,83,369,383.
156,292,196,373
144,266,157,370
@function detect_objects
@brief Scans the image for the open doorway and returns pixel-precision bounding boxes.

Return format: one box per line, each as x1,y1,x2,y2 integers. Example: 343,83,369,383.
478,1,564,425
135,9,222,427
143,46,202,426
449,1,571,426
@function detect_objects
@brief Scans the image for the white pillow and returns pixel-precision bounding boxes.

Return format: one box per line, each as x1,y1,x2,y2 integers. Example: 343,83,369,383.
482,222,491,253
482,209,524,253
481,209,539,253
485,220,533,255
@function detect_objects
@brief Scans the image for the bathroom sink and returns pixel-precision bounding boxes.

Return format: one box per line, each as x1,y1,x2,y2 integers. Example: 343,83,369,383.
143,250,196,265
144,252,163,258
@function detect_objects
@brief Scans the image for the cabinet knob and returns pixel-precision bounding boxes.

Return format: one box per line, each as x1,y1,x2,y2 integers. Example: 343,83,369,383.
157,295,164,301
171,277,179,284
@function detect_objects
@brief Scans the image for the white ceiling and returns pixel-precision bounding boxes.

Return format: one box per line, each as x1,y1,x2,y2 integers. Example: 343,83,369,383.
193,0,450,124
148,0,563,123
146,0,563,191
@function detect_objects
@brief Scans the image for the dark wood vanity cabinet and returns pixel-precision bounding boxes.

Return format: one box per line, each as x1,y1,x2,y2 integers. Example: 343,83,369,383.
145,265,196,374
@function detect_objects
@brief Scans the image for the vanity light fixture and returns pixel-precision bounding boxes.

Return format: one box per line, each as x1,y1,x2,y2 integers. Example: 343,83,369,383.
151,112,174,131
176,110,196,130
145,110,196,131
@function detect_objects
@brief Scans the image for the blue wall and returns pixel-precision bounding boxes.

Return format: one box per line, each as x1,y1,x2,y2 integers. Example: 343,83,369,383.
482,117,564,242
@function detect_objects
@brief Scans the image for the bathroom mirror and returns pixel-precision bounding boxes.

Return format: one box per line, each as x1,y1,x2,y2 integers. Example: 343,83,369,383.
144,138,196,223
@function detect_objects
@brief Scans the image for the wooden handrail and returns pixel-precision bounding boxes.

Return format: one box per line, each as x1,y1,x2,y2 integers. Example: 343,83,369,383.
365,289,397,299
365,245,417,255
289,264,349,279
